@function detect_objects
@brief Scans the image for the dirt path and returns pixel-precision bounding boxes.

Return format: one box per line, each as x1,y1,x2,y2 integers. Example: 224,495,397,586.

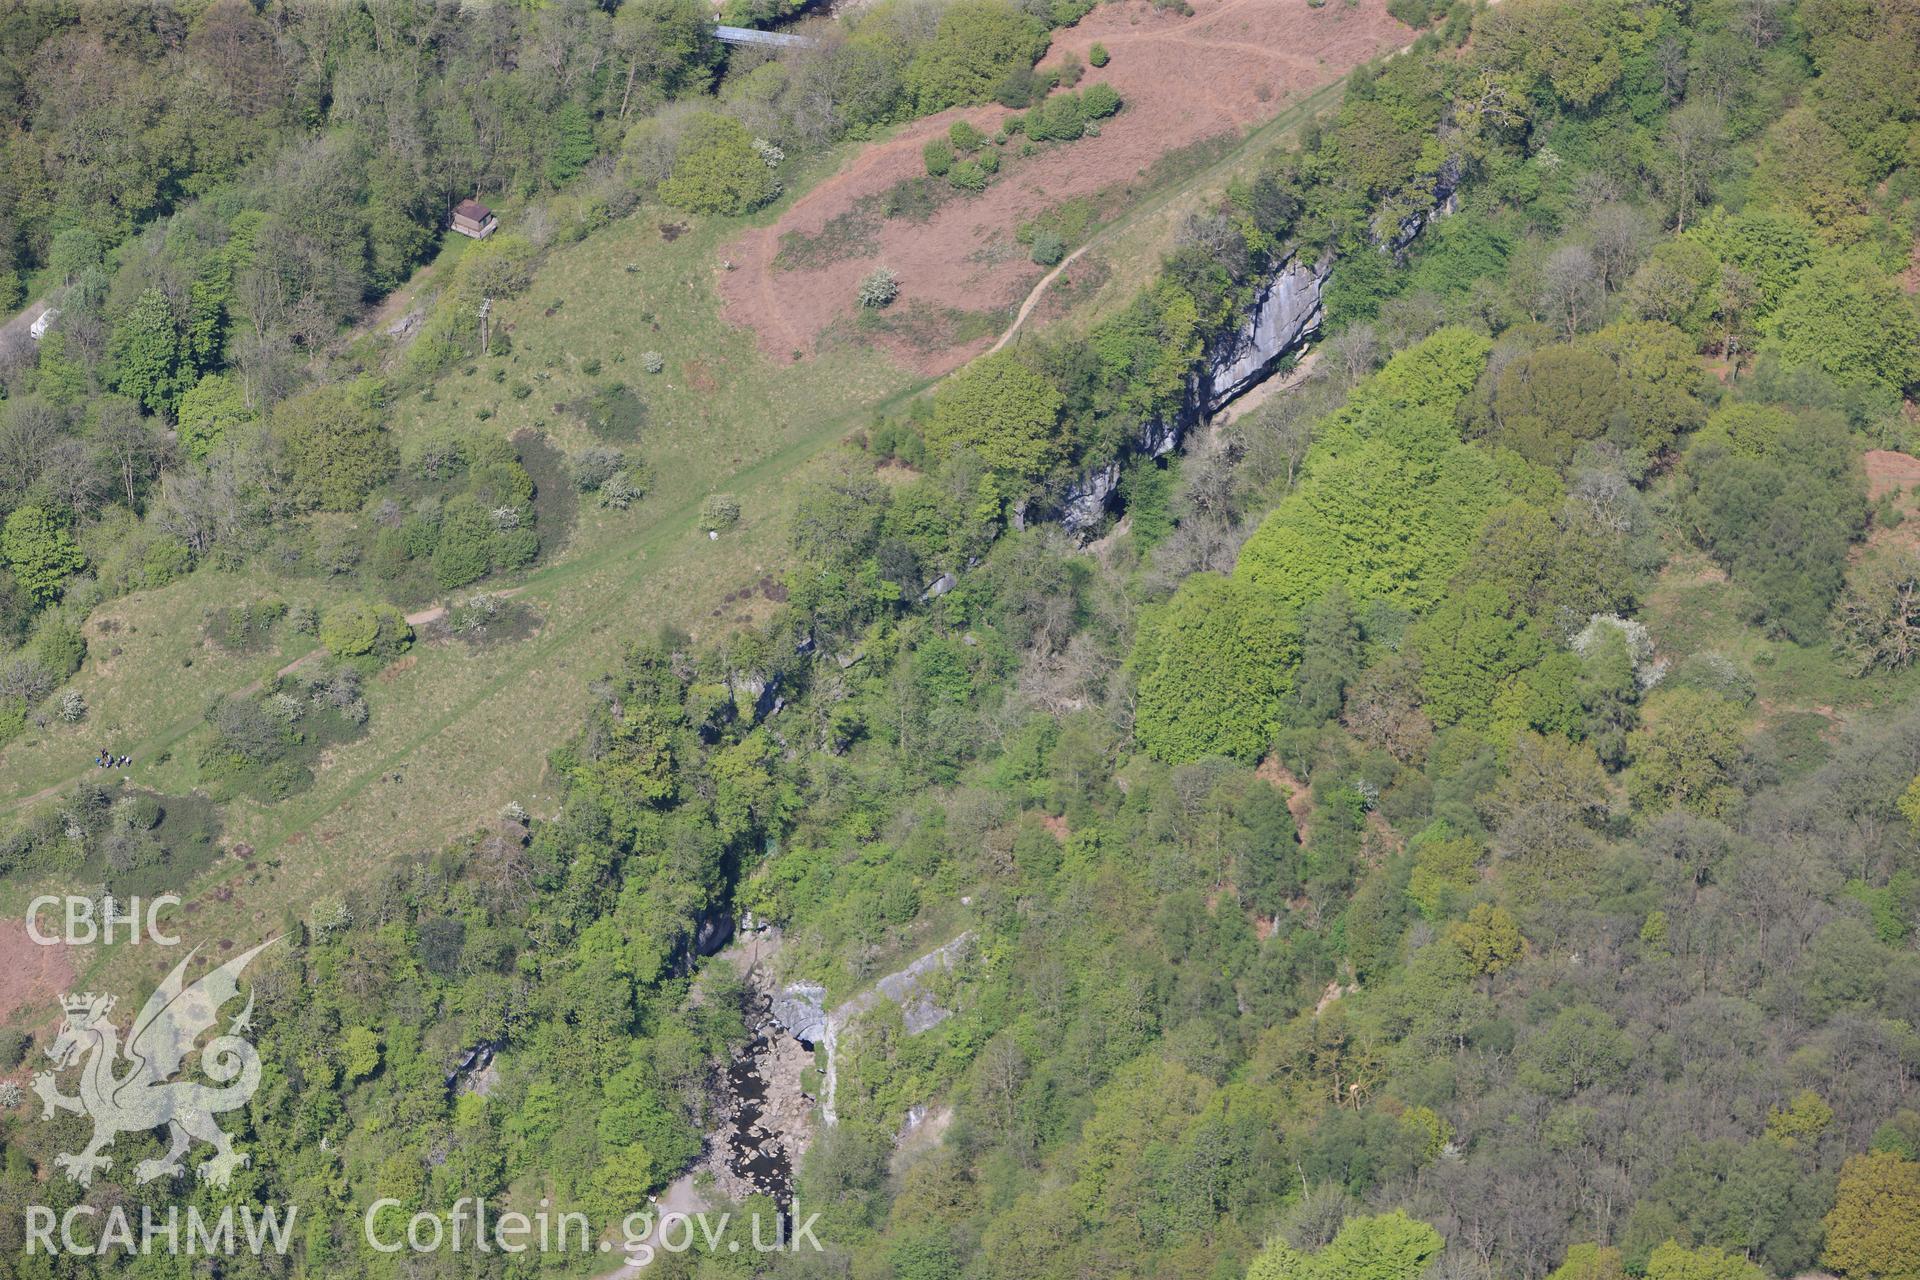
601,1175,711,1275
0,298,49,347
356,256,443,340
1257,754,1313,847
987,243,1095,354
989,0,1488,358
269,595,490,679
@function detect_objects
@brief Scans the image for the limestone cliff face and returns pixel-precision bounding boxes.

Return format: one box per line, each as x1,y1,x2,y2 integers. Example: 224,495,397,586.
1201,250,1335,414
1059,416,1183,533
1050,157,1460,534
1385,155,1464,253
1055,250,1329,534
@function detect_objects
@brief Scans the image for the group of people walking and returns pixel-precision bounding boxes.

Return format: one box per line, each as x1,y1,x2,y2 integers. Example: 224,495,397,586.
95,748,131,769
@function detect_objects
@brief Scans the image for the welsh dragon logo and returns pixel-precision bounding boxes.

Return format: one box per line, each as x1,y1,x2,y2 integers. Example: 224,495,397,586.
33,938,277,1189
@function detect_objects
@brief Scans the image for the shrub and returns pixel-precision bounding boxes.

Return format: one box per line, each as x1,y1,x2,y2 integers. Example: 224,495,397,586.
1081,82,1122,118
1028,93,1087,142
923,139,955,177
2,505,85,603
59,689,86,723
177,373,254,459
492,527,539,571
600,471,647,509
578,383,648,442
0,1028,28,1070
642,351,665,374
124,793,164,829
1030,231,1066,266
274,378,395,512
925,351,1064,479
1088,42,1109,66
701,493,742,531
949,121,987,153
573,447,629,492
320,601,413,662
992,64,1039,108
949,160,991,191
0,697,26,746
1832,552,1920,674
142,538,190,586
32,614,86,680
882,177,945,221
433,496,495,589
858,267,901,309
0,654,54,705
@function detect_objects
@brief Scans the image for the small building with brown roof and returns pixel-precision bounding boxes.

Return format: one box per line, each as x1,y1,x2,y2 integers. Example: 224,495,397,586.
450,198,497,240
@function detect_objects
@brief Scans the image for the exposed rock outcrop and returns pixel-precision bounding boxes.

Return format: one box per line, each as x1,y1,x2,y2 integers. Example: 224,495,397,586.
1051,156,1461,535
1054,247,1331,534
766,934,975,1125
1202,250,1335,414
694,906,734,957
1060,461,1122,534
1384,156,1463,254
1059,417,1183,534
770,983,829,1045
707,1031,812,1209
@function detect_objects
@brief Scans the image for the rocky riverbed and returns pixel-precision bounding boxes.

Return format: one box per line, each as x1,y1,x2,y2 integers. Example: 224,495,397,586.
692,928,816,1214
689,926,972,1211
704,1016,814,1209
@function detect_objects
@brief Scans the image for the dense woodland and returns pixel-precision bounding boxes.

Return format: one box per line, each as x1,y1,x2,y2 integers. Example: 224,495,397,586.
4,0,1920,1278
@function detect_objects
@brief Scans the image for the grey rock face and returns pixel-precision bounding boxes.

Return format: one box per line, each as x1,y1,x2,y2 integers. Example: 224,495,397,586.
1055,250,1330,534
872,933,973,1034
770,983,829,1044
1386,156,1464,253
1060,460,1122,535
1049,163,1459,535
694,907,734,957
1204,251,1334,413
1058,417,1183,534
